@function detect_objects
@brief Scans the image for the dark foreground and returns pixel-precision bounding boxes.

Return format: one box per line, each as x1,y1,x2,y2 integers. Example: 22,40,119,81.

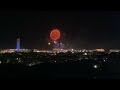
0,63,120,80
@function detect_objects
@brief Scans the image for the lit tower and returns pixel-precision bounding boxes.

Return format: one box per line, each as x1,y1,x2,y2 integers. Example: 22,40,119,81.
16,38,20,50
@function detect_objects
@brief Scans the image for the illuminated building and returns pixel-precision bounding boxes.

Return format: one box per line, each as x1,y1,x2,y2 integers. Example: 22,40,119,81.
96,48,105,52
110,49,120,52
16,38,20,50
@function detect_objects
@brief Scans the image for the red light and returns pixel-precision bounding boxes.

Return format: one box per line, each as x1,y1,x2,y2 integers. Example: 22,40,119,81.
50,29,61,41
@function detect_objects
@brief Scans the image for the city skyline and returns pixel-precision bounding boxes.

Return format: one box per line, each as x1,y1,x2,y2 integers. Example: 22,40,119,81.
0,11,120,49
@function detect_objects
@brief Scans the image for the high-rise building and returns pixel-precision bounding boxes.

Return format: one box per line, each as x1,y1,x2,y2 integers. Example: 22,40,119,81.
16,38,20,50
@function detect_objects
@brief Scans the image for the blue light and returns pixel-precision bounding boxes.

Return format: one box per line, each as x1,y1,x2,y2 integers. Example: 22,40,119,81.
16,38,20,50
53,42,59,48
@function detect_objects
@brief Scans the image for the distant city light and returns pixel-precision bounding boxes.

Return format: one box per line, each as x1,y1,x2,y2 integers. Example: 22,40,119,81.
29,64,32,66
84,53,87,55
93,65,98,68
48,43,51,45
79,59,81,60
96,48,105,52
54,41,57,44
72,52,74,53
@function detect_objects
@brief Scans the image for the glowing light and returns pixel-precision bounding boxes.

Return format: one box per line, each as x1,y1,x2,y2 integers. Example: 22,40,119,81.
103,60,106,62
96,48,105,52
50,29,61,41
72,52,74,53
84,53,87,55
16,38,20,50
93,65,98,68
54,41,57,44
29,64,32,66
48,43,51,45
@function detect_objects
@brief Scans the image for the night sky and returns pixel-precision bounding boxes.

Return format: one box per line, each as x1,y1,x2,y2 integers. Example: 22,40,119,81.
0,11,120,49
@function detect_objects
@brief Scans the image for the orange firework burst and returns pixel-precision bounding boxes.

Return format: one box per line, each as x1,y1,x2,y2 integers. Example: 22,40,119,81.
50,29,61,41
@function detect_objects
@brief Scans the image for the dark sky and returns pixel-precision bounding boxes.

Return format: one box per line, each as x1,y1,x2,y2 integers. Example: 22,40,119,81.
0,11,120,49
